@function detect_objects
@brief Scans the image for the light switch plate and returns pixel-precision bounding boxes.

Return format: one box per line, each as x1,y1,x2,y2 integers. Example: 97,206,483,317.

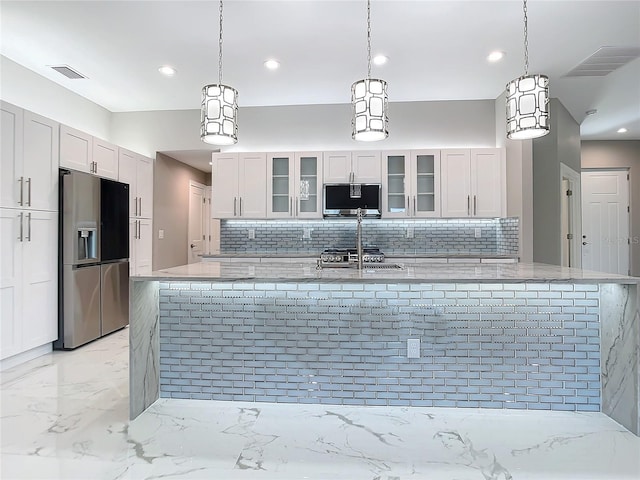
158,229,164,239
475,228,481,238
248,228,255,240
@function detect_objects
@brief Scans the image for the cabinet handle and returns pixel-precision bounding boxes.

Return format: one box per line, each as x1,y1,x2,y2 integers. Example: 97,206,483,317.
18,212,23,242
239,197,243,216
413,196,417,216
27,177,32,206
18,177,24,206
290,196,293,216
233,197,237,216
139,197,142,216
296,197,298,217
26,213,31,242
406,195,409,214
94,161,98,174
467,195,470,215
474,195,477,216
133,197,137,216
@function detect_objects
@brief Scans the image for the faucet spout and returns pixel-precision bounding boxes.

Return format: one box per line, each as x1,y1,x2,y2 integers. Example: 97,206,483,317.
356,207,363,270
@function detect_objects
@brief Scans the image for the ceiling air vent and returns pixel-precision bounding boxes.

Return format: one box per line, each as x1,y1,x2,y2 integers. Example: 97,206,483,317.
49,65,87,80
565,46,640,77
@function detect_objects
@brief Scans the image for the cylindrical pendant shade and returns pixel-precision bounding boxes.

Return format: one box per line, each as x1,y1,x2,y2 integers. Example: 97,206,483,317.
351,78,389,142
201,83,238,145
506,74,550,140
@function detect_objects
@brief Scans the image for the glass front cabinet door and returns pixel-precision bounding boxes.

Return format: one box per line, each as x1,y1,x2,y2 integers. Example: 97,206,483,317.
382,150,440,218
267,152,322,218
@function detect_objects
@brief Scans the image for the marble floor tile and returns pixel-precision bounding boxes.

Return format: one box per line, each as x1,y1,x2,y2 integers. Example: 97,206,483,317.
2,328,639,480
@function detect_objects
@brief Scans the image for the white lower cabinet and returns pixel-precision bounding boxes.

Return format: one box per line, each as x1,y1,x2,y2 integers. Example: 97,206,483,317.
130,217,152,276
1,208,57,360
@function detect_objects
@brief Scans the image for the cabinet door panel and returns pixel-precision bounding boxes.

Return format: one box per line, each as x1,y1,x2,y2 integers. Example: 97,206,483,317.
295,152,322,218
60,125,92,173
0,209,23,359
93,138,119,180
23,111,59,211
411,150,441,217
352,151,382,183
267,153,293,218
323,152,351,183
136,219,153,275
382,151,410,218
211,154,239,218
239,153,267,218
136,155,154,218
118,149,137,216
21,211,58,350
441,150,472,217
472,148,505,217
1,102,24,208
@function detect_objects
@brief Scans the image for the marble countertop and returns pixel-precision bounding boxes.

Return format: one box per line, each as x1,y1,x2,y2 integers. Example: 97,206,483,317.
135,261,639,284
201,253,519,259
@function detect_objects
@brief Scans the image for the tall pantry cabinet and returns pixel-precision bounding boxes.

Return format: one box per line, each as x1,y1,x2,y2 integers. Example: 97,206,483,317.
118,148,154,275
1,101,59,364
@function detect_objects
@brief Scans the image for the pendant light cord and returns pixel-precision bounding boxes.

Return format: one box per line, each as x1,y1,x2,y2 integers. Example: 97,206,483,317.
366,0,371,79
523,0,529,76
218,0,224,84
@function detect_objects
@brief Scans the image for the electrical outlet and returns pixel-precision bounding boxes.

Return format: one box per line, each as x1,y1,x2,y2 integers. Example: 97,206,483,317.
407,339,420,358
475,228,481,238
248,228,255,240
158,229,164,239
303,227,312,240
406,227,414,239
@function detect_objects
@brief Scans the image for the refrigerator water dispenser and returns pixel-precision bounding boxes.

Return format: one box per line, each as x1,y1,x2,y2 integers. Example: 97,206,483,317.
77,227,97,262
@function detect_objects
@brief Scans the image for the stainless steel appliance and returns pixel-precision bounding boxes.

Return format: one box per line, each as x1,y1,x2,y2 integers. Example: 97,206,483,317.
56,170,130,349
323,183,381,217
320,247,385,267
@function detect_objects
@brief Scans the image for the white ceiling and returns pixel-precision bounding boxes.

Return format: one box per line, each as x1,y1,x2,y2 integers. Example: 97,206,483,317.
1,0,639,172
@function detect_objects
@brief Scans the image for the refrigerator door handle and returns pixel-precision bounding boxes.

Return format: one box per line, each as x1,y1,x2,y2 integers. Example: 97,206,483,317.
18,212,23,242
26,213,31,242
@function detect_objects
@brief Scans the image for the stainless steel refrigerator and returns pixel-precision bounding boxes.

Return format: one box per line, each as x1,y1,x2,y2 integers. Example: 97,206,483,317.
56,170,130,350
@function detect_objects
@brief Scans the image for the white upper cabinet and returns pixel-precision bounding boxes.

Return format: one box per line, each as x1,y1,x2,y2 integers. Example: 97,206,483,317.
93,138,118,180
118,148,153,219
381,150,441,218
211,153,267,219
60,125,92,173
1,102,24,209
470,148,506,218
267,152,322,219
23,111,59,211
1,103,59,211
323,151,382,183
441,148,505,218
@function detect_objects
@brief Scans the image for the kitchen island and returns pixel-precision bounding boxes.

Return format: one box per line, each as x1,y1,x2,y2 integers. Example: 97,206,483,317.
130,261,639,436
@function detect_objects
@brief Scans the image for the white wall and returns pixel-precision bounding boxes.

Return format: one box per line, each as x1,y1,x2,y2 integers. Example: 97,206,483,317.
110,100,498,157
495,92,533,262
0,55,112,140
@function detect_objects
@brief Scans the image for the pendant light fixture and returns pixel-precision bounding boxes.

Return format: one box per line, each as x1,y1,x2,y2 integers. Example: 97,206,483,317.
201,0,238,145
351,0,388,142
506,0,550,140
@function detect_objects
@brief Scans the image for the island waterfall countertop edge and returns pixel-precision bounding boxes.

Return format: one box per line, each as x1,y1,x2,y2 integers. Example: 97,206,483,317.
133,261,639,284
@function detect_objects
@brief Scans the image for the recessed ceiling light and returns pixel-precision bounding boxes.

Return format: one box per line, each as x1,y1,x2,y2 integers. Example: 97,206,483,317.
373,55,388,66
158,65,176,76
617,127,628,133
585,109,598,116
487,51,505,63
264,59,280,70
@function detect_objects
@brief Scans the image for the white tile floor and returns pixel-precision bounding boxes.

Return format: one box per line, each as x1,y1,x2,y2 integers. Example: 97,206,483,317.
1,328,639,480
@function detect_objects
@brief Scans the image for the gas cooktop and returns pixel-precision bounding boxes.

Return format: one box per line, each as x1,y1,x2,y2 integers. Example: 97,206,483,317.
320,247,385,266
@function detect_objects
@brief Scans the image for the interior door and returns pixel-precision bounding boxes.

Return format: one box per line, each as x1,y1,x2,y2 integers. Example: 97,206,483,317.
188,181,205,263
581,170,630,274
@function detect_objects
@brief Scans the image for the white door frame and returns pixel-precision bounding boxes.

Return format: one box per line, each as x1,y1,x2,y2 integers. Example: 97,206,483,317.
187,180,206,263
560,163,582,268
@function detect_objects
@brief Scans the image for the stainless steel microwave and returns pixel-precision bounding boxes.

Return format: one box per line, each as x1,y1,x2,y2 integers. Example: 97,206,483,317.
323,183,381,218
